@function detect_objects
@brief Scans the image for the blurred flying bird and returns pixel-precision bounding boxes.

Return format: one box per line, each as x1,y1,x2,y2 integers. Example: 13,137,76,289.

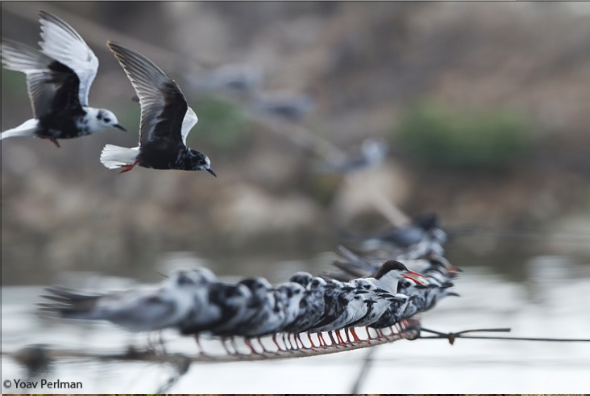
251,90,315,121
345,213,447,258
314,137,389,174
186,63,264,96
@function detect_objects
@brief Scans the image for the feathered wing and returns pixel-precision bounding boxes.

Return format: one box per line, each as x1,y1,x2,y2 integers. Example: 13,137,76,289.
107,41,190,146
1,39,62,118
38,11,98,106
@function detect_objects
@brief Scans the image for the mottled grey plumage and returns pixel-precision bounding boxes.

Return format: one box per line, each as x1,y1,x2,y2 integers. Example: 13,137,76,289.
1,11,125,147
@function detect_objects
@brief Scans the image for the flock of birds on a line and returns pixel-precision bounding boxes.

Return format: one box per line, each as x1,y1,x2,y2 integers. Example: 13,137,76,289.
2,11,460,357
39,214,458,355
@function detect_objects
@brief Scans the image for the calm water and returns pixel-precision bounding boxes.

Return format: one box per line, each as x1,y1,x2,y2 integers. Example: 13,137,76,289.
2,249,590,394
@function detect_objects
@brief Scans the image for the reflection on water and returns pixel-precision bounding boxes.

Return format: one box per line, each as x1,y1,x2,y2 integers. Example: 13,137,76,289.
2,251,590,393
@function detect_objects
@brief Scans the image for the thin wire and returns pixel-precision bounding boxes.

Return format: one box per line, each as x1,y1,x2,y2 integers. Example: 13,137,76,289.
418,327,590,344
419,335,590,342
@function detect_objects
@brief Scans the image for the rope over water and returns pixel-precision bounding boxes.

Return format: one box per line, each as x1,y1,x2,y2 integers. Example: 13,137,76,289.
5,326,590,371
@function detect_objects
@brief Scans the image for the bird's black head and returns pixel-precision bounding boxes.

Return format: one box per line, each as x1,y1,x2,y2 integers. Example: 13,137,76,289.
416,213,440,231
183,267,217,286
238,277,271,297
399,279,412,289
186,149,216,176
374,260,409,280
324,279,341,289
290,272,313,287
309,277,327,289
174,272,198,288
278,285,294,299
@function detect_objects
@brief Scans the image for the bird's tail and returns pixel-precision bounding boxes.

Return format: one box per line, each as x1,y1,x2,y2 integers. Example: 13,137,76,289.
38,286,102,320
1,119,38,140
100,144,139,169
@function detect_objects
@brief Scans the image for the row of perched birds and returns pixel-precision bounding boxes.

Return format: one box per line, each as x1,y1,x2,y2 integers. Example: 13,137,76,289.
2,11,216,175
41,214,460,354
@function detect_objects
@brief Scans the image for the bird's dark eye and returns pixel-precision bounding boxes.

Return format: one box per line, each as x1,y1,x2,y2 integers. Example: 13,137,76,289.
104,118,111,123
177,276,194,286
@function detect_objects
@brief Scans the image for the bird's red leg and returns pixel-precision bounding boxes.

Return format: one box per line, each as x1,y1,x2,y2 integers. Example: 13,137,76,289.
258,336,275,354
335,330,345,345
272,334,283,351
296,334,306,349
119,160,139,173
300,334,309,349
220,337,234,354
328,331,341,346
230,337,242,355
244,337,260,354
345,328,353,343
283,333,293,350
350,327,364,343
307,331,317,348
39,136,61,148
287,333,297,350
194,334,205,355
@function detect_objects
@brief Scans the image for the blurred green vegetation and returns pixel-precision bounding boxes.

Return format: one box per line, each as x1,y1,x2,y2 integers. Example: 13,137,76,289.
1,70,30,101
188,95,250,151
396,101,533,170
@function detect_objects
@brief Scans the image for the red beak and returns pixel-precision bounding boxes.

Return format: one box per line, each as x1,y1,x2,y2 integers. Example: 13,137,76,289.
402,273,428,286
407,270,425,278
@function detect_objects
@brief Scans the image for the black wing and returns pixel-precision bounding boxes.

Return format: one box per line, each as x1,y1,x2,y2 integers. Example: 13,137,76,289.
107,42,191,147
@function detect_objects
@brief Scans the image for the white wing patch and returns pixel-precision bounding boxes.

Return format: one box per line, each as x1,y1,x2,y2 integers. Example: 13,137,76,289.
181,107,198,145
38,12,98,106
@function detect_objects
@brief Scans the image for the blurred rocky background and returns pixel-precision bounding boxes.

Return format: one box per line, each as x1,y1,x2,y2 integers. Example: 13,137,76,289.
2,2,589,285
